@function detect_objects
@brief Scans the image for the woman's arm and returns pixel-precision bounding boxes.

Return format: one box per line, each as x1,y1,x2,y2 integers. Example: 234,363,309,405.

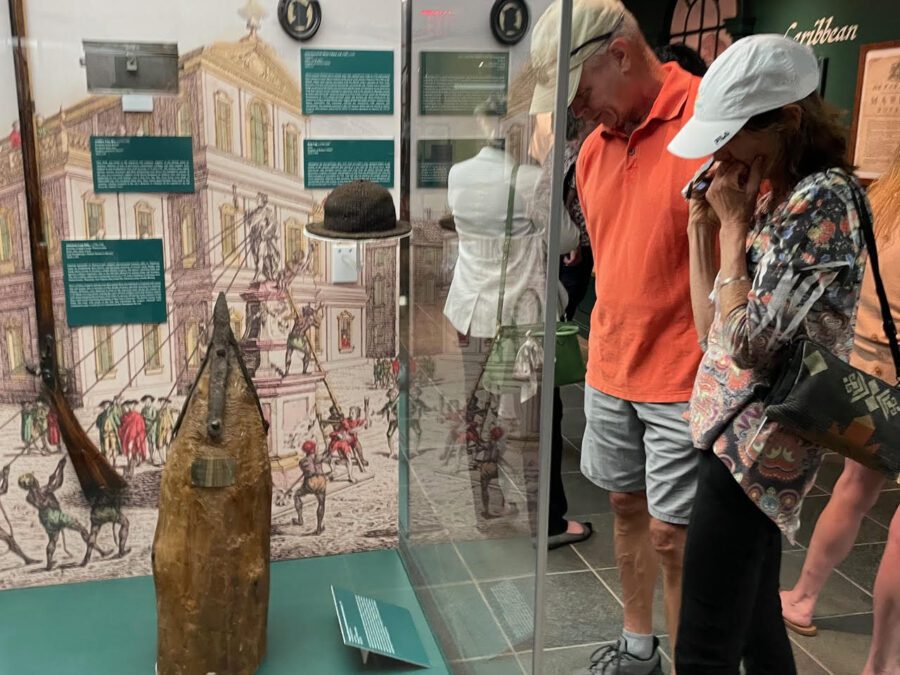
687,197,721,347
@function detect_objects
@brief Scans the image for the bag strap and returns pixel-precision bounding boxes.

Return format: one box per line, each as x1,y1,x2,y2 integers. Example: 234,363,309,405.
844,174,900,382
495,164,519,331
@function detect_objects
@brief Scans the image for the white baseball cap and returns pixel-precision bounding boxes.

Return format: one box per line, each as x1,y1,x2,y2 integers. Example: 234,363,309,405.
530,0,627,114
668,34,820,159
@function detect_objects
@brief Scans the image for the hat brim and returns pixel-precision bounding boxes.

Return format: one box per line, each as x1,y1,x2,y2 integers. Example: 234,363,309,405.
668,116,750,159
305,220,412,241
530,62,582,114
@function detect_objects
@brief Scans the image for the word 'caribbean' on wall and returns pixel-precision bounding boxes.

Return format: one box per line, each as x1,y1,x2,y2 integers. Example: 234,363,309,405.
785,16,859,46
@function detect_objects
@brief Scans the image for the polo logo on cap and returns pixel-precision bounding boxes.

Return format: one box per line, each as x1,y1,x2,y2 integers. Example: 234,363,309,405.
714,131,731,145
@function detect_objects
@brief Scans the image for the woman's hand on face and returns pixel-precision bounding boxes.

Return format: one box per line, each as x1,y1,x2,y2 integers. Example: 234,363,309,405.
706,156,764,233
688,193,720,234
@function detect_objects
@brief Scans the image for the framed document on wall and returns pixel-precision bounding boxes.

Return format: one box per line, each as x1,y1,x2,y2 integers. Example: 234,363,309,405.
850,40,900,181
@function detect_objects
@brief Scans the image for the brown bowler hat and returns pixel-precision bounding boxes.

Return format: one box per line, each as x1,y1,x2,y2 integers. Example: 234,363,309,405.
306,181,411,240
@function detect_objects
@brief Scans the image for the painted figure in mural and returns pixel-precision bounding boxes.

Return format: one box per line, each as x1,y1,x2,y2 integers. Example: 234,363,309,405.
81,494,130,566
96,400,119,465
260,214,281,283
119,400,148,479
0,465,40,565
141,395,159,466
324,417,355,483
478,426,514,520
408,385,433,457
440,399,468,470
32,400,50,454
292,440,327,535
156,398,175,462
8,120,20,149
110,395,125,435
19,400,34,454
343,403,370,470
281,303,322,376
46,404,61,454
17,458,100,570
378,386,400,459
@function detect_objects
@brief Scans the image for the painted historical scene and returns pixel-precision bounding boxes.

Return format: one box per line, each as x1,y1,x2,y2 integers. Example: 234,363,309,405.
0,10,403,590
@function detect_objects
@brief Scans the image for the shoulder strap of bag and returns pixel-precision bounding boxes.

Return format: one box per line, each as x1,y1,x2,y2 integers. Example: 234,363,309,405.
495,163,519,330
844,174,900,382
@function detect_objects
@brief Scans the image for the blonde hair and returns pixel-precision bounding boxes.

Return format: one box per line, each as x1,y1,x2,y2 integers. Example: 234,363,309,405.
867,147,900,246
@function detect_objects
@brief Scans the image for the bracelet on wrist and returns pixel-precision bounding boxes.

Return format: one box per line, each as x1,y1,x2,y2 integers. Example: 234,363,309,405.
718,275,750,290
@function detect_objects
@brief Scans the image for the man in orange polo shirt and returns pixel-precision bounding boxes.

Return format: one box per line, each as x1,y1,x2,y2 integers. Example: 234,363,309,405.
531,2,706,673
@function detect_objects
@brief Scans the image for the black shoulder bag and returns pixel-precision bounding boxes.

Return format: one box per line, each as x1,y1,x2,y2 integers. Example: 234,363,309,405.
764,179,900,479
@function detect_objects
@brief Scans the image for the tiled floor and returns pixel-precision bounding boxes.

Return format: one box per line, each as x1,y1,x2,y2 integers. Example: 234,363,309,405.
553,383,895,675
408,383,896,674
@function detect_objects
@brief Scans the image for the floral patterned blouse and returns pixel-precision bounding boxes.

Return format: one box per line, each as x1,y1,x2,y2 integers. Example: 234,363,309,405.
690,168,871,541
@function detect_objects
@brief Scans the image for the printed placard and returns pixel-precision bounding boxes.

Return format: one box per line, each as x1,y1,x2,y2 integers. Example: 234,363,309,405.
302,49,394,115
62,239,167,327
90,136,195,193
304,139,394,189
420,51,509,116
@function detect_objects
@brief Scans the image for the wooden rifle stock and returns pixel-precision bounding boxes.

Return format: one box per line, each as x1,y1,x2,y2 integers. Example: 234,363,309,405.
8,0,126,498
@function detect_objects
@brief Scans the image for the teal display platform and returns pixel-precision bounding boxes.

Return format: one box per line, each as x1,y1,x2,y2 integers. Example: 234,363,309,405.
0,549,449,675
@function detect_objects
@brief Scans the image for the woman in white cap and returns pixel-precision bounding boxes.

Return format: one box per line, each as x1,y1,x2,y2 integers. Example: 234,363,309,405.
667,34,871,672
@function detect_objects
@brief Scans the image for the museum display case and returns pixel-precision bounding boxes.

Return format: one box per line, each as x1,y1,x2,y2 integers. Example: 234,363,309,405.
0,0,572,672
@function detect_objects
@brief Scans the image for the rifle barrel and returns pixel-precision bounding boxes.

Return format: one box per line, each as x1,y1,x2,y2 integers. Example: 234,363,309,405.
8,0,126,498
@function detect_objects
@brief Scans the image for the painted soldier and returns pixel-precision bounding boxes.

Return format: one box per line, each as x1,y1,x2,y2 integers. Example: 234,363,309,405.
342,404,370,470
0,465,39,565
19,401,34,454
81,493,130,566
282,304,321,376
96,400,118,464
119,400,147,479
378,387,400,459
32,400,50,454
156,397,175,461
141,395,160,465
259,216,281,283
18,458,102,570
293,440,327,535
409,385,433,456
46,405,61,454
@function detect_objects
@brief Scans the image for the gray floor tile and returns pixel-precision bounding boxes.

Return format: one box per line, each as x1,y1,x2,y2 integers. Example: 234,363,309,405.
422,583,516,661
781,550,874,618
814,453,845,494
562,408,587,441
789,640,833,674
868,489,900,528
838,542,886,593
570,513,617,570
789,614,872,675
795,495,889,547
407,541,473,587
597,568,668,636
449,655,525,675
560,384,585,408
483,571,624,650
563,472,610,519
562,438,582,473
540,642,609,675
456,536,588,581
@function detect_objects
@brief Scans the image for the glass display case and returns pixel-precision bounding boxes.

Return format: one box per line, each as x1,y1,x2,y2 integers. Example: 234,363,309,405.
0,0,573,672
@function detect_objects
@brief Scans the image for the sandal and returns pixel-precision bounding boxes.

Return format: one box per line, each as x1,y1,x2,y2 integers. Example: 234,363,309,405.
547,521,593,550
783,617,818,637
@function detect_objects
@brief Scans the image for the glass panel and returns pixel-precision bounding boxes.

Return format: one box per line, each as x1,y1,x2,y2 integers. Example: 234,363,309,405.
399,2,570,672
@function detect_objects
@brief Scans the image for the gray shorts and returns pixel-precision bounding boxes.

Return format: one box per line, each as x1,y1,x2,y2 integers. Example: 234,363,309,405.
581,385,698,525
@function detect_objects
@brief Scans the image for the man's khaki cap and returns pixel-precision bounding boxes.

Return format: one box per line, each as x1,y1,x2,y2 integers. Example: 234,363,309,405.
530,0,627,114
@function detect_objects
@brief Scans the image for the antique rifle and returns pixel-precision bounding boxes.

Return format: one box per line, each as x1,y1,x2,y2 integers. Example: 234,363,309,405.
8,0,127,498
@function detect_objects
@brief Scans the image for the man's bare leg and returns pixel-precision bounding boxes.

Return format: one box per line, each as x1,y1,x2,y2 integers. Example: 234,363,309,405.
611,491,658,636
650,518,687,660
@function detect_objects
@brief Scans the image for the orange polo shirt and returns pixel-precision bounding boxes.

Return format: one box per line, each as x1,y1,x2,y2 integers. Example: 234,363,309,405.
576,62,705,402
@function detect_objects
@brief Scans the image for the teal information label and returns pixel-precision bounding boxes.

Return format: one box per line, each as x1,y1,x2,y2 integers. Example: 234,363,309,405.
417,138,498,188
420,51,509,116
331,586,430,668
62,239,167,327
90,136,195,193
304,139,394,189
302,49,394,115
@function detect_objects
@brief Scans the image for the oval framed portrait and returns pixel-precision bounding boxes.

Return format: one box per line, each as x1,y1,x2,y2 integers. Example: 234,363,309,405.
278,0,322,42
490,0,530,46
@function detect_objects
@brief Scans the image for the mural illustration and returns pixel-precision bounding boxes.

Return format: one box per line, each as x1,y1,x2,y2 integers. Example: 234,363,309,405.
0,6,401,590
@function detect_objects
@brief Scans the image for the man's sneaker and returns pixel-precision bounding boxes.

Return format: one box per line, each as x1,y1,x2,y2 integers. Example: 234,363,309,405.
573,636,663,674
